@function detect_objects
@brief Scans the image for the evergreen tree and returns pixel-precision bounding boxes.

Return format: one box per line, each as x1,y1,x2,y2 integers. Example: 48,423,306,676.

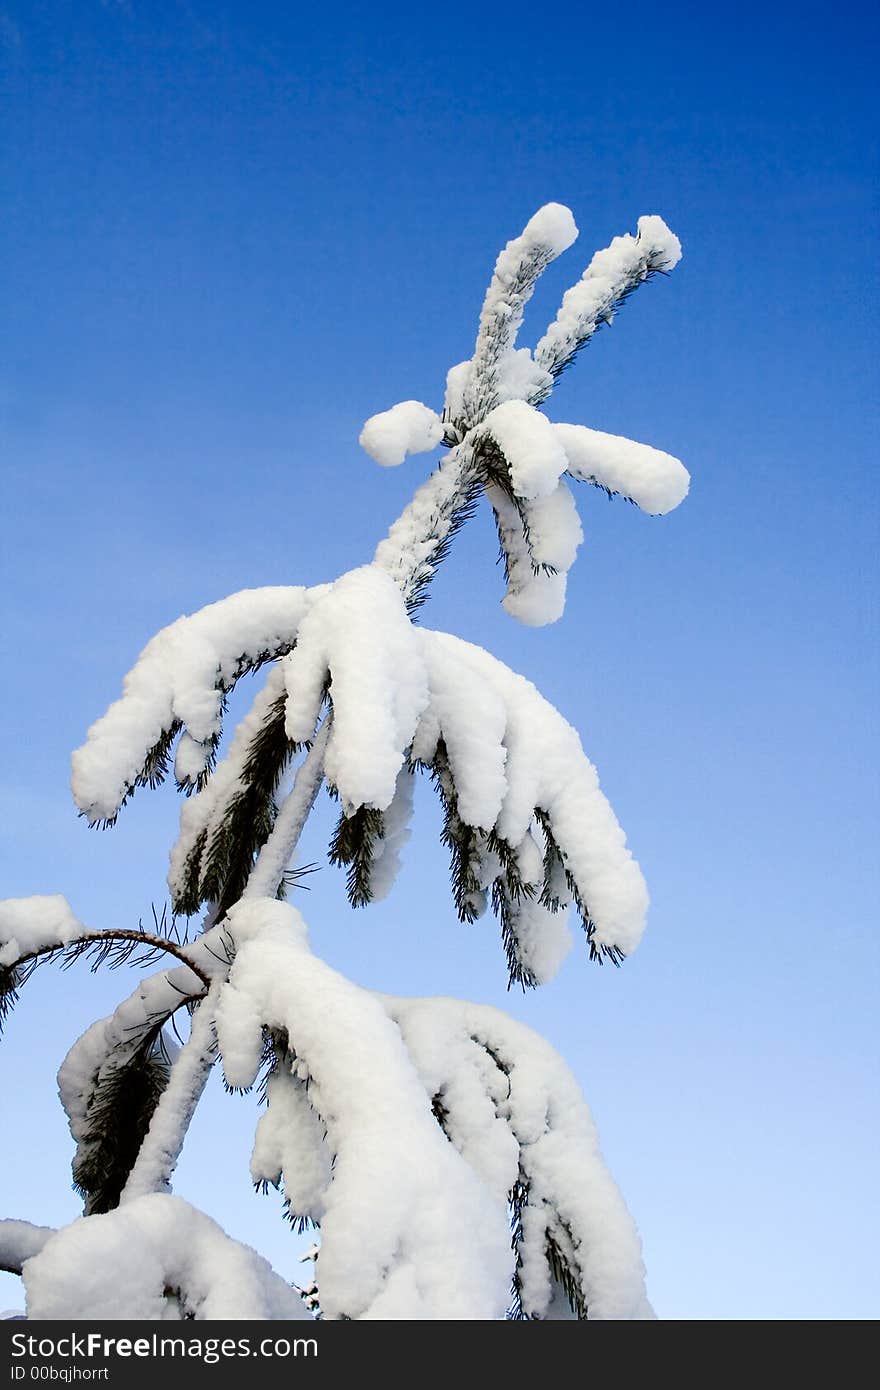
0,204,687,1320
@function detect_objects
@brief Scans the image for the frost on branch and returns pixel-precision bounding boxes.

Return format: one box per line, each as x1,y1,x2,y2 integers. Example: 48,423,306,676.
21,1194,310,1321
283,566,428,813
556,423,690,514
71,586,325,825
8,203,691,1320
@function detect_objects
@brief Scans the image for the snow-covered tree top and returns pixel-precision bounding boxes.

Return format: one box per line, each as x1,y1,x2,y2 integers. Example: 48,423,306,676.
360,202,687,627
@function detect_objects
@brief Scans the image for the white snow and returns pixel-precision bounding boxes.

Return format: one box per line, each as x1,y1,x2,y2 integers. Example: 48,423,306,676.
72,586,323,823
368,766,416,901
0,895,84,967
251,1064,332,1226
167,664,289,908
385,995,652,1319
283,566,428,814
484,399,569,500
217,899,512,1320
556,422,690,514
535,215,681,377
486,481,579,628
459,203,578,426
359,400,445,468
22,1194,310,1320
418,630,649,957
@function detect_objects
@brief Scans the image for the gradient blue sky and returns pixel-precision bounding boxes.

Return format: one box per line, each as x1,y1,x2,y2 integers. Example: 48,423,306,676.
1,0,877,1319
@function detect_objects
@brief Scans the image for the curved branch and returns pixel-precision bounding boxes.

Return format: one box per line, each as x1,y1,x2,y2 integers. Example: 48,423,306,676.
10,930,212,993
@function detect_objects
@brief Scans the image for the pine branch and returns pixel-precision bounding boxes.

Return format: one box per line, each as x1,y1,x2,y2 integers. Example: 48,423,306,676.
328,801,385,908
73,1030,174,1215
0,925,211,1039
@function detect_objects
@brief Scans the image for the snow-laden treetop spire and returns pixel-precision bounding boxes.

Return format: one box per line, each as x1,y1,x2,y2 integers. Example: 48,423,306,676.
363,201,687,625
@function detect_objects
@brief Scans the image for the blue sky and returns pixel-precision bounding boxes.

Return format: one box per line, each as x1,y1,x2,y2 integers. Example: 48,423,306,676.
1,0,877,1319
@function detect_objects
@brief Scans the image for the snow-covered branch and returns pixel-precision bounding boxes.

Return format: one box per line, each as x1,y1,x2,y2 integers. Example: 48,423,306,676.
21,1195,312,1320
217,899,512,1319
0,1220,55,1277
71,585,325,825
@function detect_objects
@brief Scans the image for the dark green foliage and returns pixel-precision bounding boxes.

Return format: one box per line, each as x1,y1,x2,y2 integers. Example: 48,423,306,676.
0,907,198,1041
404,463,484,617
172,694,298,919
328,802,385,908
0,964,20,1038
73,1030,173,1215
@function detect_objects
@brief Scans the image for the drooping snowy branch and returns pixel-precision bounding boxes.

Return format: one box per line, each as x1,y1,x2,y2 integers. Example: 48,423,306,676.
0,894,85,967
21,1194,312,1321
120,977,224,1205
0,1220,55,1276
329,625,648,968
283,566,428,814
56,928,227,1213
359,400,445,468
216,899,512,1320
71,585,326,825
385,995,653,1319
555,422,690,514
457,202,578,429
372,439,484,609
167,665,294,918
533,215,682,385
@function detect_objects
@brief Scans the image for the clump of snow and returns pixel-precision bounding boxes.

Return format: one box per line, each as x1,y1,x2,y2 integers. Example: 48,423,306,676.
72,586,322,824
251,1065,332,1227
359,400,444,468
385,995,652,1319
635,213,682,271
22,1194,310,1320
495,347,554,406
535,215,681,377
283,566,428,814
556,422,689,514
218,899,512,1320
368,766,416,901
487,479,583,628
417,630,648,956
484,400,569,500
0,895,84,967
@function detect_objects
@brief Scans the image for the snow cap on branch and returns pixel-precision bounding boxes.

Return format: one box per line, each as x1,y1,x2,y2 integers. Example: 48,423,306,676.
0,895,84,967
22,1195,310,1320
218,899,512,1319
556,423,689,514
483,400,569,501
283,565,428,813
71,585,321,824
359,400,445,468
